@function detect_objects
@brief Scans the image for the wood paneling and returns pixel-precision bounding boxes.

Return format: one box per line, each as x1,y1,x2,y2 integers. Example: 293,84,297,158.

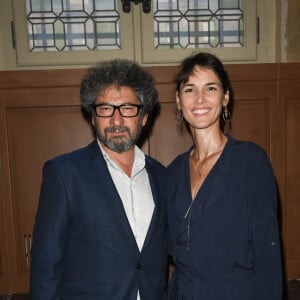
0,79,94,293
279,63,300,277
6,106,94,290
0,161,9,293
0,63,299,294
285,99,300,275
149,101,193,166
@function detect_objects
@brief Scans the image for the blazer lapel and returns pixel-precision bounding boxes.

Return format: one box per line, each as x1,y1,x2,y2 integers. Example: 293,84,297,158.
177,135,234,235
87,141,138,248
189,135,234,225
140,159,162,251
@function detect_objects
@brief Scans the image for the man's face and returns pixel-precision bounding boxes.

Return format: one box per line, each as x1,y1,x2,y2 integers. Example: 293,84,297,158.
92,85,148,153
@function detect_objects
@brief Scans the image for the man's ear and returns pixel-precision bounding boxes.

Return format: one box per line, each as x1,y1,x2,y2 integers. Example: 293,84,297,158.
91,112,97,127
142,113,148,127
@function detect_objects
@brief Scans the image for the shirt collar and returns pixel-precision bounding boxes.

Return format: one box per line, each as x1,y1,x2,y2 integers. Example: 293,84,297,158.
97,139,146,177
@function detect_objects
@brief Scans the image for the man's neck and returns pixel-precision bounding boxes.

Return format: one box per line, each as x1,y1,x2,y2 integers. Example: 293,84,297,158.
100,142,135,177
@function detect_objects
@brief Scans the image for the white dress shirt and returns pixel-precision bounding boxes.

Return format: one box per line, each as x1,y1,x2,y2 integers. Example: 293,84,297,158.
98,141,155,300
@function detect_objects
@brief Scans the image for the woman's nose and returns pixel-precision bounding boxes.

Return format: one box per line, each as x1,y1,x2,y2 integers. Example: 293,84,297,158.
195,89,206,103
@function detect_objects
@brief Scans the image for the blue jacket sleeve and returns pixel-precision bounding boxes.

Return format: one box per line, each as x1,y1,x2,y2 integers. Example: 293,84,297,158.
246,148,283,299
30,160,69,300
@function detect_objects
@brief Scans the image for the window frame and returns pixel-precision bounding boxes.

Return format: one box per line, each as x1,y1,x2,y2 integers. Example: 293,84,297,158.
10,0,263,67
12,0,136,66
140,0,257,64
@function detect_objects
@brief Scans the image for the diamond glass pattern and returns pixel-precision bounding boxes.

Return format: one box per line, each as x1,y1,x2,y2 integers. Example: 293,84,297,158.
153,0,244,49
26,0,120,52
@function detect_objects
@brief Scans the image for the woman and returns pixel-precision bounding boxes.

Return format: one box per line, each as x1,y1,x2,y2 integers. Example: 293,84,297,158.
167,52,282,299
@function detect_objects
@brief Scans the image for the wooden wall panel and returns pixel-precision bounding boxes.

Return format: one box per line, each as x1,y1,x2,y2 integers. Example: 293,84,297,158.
285,98,300,276
0,163,9,293
279,63,300,277
228,66,278,159
278,63,300,278
147,73,194,166
0,81,95,293
230,99,270,153
6,106,93,291
149,102,193,166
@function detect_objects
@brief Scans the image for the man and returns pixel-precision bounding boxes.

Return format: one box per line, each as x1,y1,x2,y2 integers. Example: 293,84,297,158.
30,59,168,300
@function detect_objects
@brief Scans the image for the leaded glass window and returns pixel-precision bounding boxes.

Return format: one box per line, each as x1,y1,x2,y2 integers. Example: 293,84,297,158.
14,0,255,65
26,0,121,52
153,0,244,49
26,0,244,53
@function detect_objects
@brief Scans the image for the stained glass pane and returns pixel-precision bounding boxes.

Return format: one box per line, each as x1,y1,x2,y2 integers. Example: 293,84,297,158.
26,0,121,52
153,0,244,49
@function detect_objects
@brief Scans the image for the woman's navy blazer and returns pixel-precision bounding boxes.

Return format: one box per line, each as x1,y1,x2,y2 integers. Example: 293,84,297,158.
167,135,283,300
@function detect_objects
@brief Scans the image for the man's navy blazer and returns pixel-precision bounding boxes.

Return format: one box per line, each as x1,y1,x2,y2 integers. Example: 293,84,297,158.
30,140,168,300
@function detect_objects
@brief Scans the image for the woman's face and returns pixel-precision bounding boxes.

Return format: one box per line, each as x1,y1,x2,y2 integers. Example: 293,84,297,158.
177,65,229,131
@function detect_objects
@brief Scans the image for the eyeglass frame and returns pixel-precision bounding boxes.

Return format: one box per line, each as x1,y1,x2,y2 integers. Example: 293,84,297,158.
92,103,144,118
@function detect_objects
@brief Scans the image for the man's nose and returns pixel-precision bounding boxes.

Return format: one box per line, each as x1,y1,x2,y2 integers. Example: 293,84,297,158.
110,107,123,125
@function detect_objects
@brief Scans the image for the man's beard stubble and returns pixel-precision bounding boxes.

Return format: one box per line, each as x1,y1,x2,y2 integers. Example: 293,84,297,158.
96,118,143,153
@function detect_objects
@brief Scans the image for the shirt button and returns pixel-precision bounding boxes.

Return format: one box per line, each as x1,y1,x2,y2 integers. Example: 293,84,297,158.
136,263,142,270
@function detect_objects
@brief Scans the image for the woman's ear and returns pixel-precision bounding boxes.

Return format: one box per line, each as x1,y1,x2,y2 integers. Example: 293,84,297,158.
223,90,230,107
176,91,181,110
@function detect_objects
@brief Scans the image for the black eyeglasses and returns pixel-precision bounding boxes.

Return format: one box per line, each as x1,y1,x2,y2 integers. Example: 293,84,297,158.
93,103,143,118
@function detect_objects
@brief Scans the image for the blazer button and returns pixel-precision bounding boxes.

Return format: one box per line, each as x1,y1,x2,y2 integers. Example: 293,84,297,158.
136,263,142,270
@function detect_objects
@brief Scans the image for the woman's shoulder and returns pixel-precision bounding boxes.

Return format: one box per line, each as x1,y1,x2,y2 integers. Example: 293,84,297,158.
167,149,190,170
228,135,270,165
229,135,266,155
